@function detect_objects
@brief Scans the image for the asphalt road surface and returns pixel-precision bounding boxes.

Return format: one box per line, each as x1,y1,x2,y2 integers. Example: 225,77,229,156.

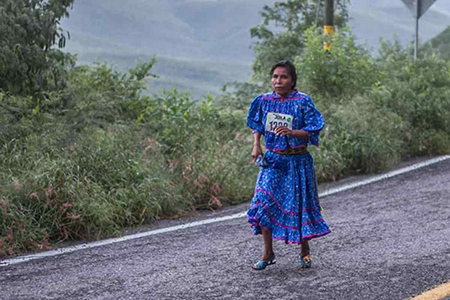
1,158,450,300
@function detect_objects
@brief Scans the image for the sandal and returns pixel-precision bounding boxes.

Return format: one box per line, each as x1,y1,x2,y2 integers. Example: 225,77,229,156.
252,254,276,270
299,254,312,268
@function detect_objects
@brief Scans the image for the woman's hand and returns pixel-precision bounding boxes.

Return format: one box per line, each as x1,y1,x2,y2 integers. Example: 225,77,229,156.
251,144,263,162
275,126,292,136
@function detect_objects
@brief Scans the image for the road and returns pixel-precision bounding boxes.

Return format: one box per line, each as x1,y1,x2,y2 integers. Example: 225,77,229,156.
1,158,450,300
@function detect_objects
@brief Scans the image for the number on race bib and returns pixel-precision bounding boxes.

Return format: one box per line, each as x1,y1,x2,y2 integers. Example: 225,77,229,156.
265,113,293,133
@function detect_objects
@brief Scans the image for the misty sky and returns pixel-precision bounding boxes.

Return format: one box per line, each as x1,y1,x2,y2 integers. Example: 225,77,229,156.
60,0,450,96
62,0,450,63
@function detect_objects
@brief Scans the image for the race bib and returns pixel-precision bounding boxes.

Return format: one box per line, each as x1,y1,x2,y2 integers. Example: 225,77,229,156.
265,112,293,133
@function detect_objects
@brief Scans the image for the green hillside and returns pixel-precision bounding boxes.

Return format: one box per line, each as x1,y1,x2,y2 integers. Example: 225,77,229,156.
77,53,251,97
63,0,275,97
146,56,251,97
430,26,450,58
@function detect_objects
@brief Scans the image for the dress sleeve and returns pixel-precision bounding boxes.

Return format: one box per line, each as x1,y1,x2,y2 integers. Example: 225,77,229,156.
302,96,325,146
246,95,264,134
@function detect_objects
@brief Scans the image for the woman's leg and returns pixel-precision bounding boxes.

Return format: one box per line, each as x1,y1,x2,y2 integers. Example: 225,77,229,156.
299,240,312,268
301,240,310,258
261,228,275,259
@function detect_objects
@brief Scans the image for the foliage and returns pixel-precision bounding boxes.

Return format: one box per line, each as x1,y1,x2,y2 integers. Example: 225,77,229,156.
375,40,450,156
314,95,405,180
0,59,259,256
216,82,266,111
0,0,75,97
294,27,378,102
63,59,157,128
0,125,192,254
250,0,350,85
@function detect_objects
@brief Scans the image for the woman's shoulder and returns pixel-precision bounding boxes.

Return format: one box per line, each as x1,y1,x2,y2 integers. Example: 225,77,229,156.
250,92,277,105
254,91,313,103
251,92,271,102
292,90,310,100
260,91,276,101
259,91,309,100
289,90,313,106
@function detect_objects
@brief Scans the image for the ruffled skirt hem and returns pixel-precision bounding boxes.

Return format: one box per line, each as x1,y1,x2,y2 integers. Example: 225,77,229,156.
247,151,331,244
247,201,331,244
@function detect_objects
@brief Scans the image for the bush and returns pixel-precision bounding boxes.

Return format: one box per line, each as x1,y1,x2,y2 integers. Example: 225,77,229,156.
0,125,189,254
295,27,378,103
317,95,405,179
62,60,157,129
376,41,450,156
0,78,259,256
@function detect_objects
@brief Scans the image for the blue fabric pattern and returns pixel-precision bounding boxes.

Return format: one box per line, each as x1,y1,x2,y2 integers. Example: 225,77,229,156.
246,90,325,150
247,90,331,244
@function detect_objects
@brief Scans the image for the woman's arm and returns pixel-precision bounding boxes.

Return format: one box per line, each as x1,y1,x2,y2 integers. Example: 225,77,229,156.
251,131,263,162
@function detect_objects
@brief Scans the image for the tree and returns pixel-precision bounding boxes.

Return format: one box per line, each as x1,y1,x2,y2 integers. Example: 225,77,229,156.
294,27,377,101
0,0,75,96
250,0,350,85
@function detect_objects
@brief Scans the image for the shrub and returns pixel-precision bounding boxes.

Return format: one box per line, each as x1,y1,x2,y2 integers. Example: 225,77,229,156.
295,27,378,103
0,84,259,256
376,41,450,156
0,125,191,255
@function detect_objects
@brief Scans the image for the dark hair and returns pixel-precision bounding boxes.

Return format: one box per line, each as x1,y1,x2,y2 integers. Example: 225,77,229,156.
270,60,297,89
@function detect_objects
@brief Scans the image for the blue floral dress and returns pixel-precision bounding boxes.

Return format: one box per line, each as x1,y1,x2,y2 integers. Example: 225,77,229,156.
246,90,331,244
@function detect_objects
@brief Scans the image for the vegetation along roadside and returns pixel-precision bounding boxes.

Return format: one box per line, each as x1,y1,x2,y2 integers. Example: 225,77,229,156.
1,0,449,257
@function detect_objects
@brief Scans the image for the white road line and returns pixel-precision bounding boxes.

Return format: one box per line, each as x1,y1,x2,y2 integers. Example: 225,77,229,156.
1,155,449,267
320,155,450,197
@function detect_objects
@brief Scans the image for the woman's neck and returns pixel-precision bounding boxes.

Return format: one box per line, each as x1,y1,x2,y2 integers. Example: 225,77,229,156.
277,89,294,99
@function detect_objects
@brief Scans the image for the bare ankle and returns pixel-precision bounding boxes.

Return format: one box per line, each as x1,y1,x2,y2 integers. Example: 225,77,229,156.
262,251,275,260
301,242,310,257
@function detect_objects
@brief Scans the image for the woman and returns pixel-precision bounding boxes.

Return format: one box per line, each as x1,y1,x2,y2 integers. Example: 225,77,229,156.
247,60,331,270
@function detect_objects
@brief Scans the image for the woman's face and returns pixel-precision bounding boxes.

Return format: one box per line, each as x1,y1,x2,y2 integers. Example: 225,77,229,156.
271,67,293,97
